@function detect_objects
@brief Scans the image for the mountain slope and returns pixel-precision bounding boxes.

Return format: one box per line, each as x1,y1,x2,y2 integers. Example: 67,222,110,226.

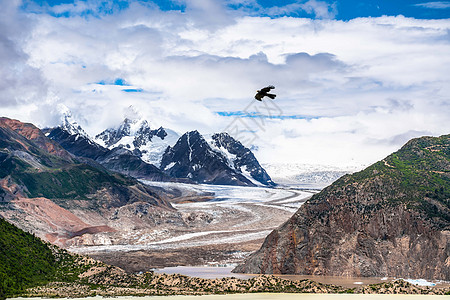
0,117,174,247
234,134,450,280
0,217,56,297
96,146,171,181
44,115,108,160
44,115,171,181
210,132,275,186
0,118,73,163
160,130,257,186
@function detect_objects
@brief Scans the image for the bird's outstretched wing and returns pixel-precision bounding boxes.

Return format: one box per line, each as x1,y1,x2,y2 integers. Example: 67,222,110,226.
260,85,275,93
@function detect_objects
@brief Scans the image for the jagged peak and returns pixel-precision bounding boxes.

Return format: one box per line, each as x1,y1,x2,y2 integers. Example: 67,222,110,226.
185,130,202,138
60,111,91,140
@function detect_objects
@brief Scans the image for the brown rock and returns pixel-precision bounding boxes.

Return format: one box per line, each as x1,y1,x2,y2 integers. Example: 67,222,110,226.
235,135,450,280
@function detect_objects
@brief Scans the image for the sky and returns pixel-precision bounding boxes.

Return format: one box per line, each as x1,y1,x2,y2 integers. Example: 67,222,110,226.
1,0,450,168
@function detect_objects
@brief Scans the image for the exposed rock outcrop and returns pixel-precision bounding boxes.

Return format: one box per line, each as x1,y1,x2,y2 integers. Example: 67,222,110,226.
234,135,450,280
210,132,275,186
160,130,256,186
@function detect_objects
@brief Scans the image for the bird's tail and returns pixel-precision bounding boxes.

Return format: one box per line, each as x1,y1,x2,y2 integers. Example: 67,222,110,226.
267,93,276,99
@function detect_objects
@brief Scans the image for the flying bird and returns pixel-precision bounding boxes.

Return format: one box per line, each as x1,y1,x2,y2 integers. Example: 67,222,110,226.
255,85,276,101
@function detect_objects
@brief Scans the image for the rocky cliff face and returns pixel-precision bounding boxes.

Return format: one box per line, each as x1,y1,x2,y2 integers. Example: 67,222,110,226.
160,130,256,186
234,135,450,280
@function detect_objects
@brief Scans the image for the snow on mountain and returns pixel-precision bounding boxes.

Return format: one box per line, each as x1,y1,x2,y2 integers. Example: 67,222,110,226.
44,113,172,181
262,163,363,189
61,112,92,141
160,131,274,186
160,130,254,186
207,133,275,186
95,117,179,167
48,111,274,187
44,113,108,160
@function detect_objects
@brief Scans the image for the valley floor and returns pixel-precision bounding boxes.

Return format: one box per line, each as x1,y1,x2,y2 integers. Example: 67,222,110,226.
70,183,315,272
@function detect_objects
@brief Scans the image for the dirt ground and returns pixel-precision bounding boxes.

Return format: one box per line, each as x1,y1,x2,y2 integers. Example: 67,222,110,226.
88,241,262,273
74,184,314,272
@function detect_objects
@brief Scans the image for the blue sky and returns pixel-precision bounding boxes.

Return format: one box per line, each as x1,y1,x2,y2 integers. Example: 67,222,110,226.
22,0,450,19
2,0,450,167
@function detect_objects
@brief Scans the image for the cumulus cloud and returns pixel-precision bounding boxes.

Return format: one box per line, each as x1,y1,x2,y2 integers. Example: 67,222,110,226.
1,1,450,168
0,0,48,108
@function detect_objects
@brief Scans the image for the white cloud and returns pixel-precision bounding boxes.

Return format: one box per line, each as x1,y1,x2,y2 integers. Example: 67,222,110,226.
227,0,337,19
0,0,48,108
1,2,450,168
415,1,450,9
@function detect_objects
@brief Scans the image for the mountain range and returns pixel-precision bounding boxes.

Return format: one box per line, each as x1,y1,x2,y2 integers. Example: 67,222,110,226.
3,115,449,281
0,115,274,248
43,115,171,182
234,134,450,280
0,117,176,246
45,113,274,187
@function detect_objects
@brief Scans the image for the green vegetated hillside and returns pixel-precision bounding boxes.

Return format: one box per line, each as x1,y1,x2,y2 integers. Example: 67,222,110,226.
13,162,133,200
235,134,450,280
0,217,55,298
0,217,112,299
345,134,450,227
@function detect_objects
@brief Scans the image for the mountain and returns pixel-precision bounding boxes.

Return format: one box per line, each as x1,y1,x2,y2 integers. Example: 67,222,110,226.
95,118,179,167
46,115,272,186
234,135,450,280
94,116,273,186
44,114,171,182
160,130,267,186
0,117,175,247
209,133,275,186
44,114,108,160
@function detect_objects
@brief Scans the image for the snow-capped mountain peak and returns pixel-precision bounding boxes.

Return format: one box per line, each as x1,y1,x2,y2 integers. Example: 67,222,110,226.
61,112,91,140
160,131,275,186
209,132,275,186
94,117,179,167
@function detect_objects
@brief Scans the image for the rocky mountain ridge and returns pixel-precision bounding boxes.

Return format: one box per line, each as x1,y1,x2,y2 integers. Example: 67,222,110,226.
48,114,273,187
161,131,274,186
209,132,275,186
0,117,177,247
234,134,450,280
95,118,179,167
44,115,175,182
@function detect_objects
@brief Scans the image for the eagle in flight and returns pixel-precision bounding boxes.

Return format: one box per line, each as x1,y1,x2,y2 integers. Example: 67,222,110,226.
255,85,276,101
